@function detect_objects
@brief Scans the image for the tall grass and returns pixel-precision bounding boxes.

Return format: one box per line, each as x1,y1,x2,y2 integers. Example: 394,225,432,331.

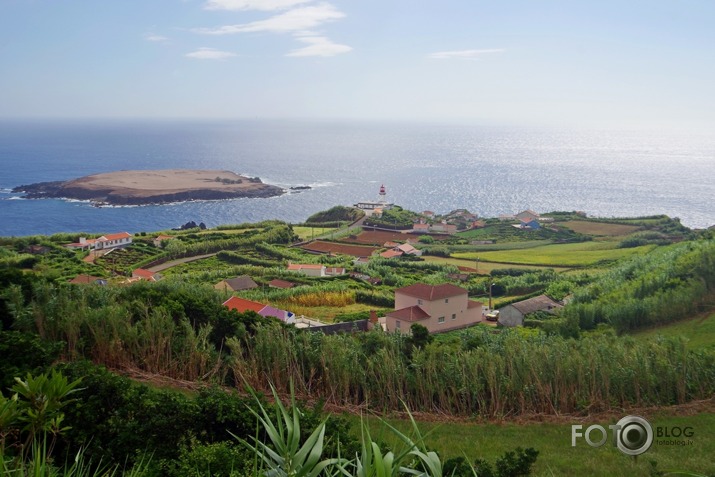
14,255,715,418
227,326,715,417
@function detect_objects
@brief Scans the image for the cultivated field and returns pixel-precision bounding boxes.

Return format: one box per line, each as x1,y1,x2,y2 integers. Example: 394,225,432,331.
346,229,424,244
559,220,641,236
422,255,571,274
454,241,655,267
300,240,380,257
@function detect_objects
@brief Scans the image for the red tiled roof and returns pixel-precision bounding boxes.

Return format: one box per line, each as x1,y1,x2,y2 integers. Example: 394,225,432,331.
132,268,156,280
396,283,467,301
386,305,431,322
268,279,295,288
396,243,418,254
223,296,266,313
381,250,403,259
468,300,483,309
101,232,132,241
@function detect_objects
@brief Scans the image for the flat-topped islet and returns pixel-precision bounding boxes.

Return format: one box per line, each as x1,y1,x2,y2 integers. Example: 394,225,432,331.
12,169,285,206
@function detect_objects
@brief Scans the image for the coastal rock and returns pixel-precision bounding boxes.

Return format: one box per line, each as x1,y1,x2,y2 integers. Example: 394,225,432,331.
13,169,285,206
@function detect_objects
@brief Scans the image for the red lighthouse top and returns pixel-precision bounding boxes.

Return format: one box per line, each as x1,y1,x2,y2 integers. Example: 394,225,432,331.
379,184,386,196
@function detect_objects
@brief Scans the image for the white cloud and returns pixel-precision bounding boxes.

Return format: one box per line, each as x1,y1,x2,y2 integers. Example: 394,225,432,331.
286,35,351,57
194,3,344,35
428,49,505,60
204,0,313,11
185,47,237,60
144,34,169,42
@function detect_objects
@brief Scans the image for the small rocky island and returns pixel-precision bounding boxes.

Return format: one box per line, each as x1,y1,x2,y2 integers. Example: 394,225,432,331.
13,169,285,206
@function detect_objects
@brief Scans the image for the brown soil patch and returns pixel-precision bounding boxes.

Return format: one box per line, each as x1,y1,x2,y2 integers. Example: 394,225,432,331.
346,230,425,245
301,240,379,257
560,220,641,236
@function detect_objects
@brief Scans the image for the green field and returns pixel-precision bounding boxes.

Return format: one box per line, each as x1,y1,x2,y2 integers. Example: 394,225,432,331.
632,312,715,351
358,412,715,476
422,255,571,274
292,226,338,241
454,241,655,267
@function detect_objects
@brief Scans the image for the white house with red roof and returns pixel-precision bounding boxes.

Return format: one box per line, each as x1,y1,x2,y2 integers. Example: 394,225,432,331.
385,283,483,334
65,232,132,251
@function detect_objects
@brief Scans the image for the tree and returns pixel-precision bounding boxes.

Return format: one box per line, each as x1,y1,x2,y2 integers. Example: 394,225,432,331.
409,323,433,349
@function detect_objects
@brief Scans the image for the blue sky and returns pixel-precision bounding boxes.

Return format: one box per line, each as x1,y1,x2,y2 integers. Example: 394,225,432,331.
1,0,714,128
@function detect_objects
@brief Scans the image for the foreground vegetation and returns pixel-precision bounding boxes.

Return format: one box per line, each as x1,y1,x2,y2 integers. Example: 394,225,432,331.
1,210,714,475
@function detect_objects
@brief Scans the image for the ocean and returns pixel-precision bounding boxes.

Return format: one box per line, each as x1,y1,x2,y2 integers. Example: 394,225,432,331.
0,119,713,237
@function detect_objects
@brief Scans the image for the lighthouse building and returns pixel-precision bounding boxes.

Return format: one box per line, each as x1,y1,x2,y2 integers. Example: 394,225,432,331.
354,184,395,216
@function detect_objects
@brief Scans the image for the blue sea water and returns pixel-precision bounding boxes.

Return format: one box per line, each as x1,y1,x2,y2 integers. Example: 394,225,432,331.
0,119,713,236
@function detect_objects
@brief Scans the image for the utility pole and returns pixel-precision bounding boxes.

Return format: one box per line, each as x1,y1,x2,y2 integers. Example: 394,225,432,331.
489,282,494,310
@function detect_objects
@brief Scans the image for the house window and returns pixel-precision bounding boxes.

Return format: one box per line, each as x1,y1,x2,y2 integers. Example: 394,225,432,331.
445,299,449,303
451,313,456,320
417,299,423,305
395,320,401,329
438,316,445,324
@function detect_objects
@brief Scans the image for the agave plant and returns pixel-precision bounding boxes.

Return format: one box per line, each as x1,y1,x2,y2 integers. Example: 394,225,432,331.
237,381,446,477
351,406,443,477
237,382,347,477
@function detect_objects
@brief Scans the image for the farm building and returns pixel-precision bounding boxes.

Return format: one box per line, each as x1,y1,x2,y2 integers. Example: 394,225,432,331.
497,295,563,327
214,275,259,292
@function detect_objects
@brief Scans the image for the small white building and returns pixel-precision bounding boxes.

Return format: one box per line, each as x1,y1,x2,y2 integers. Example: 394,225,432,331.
65,232,133,251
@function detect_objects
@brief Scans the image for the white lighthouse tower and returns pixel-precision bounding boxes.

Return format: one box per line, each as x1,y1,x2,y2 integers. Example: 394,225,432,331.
378,184,387,204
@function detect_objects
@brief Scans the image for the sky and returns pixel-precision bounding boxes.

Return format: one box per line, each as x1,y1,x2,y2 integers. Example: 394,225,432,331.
1,0,714,128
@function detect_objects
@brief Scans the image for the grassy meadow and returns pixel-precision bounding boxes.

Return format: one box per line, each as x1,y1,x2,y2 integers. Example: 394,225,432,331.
422,255,571,274
357,411,715,477
632,312,715,351
454,241,655,267
292,226,338,241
